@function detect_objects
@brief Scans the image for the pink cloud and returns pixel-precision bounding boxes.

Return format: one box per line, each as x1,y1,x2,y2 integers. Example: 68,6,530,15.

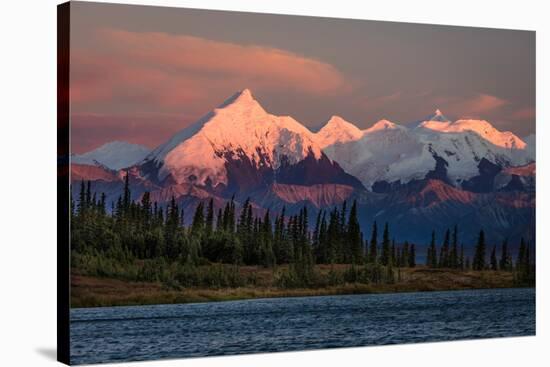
432,93,508,119
511,107,536,120
71,28,350,111
459,93,508,115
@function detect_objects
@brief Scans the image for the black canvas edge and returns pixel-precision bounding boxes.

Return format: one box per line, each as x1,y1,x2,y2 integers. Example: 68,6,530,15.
57,1,71,365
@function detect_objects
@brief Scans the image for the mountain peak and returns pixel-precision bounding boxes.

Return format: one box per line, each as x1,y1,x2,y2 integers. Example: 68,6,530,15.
147,88,325,187
72,141,151,170
217,88,259,109
365,119,400,133
427,109,450,122
236,88,254,101
325,115,359,129
419,117,527,150
316,115,363,148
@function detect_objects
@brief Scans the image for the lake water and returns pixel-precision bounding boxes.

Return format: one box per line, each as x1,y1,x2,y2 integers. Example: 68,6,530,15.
70,287,535,365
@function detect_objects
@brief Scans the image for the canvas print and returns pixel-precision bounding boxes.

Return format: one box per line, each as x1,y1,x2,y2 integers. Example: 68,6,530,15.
58,1,536,365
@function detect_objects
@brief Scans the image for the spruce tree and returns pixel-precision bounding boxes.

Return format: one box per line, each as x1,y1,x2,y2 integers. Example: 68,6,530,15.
275,206,292,264
490,245,498,270
91,192,97,212
368,221,378,264
205,198,214,234
499,239,511,271
459,244,465,270
336,202,346,262
191,202,205,235
401,241,410,267
86,181,92,210
395,244,401,268
99,193,106,216
70,194,75,218
339,200,347,236
141,192,151,225
347,200,363,264
473,229,486,271
391,239,396,267
216,208,222,232
408,243,416,268
237,198,254,264
439,229,450,268
427,230,437,268
312,210,322,255
326,208,340,263
78,180,86,216
122,172,130,213
380,223,391,266
449,225,458,268
222,202,230,231
317,211,328,263
260,209,274,267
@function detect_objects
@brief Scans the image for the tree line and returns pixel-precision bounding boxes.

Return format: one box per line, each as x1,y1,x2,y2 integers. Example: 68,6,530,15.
71,176,418,268
71,174,534,287
426,227,534,284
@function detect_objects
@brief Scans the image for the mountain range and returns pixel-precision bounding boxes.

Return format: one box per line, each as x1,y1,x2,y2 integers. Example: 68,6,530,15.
71,89,535,248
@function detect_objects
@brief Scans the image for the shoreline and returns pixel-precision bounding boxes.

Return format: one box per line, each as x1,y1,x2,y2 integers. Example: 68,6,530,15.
71,267,527,308
72,284,534,310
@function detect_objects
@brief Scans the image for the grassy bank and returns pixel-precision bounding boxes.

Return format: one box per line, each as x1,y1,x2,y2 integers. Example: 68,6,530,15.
72,265,519,308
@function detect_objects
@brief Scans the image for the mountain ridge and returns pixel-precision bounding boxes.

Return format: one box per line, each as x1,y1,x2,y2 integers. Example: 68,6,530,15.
70,89,535,245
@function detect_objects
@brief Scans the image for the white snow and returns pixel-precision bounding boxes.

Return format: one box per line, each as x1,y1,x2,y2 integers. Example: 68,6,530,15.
318,111,532,189
363,119,403,134
330,121,432,188
72,141,151,171
316,115,364,148
419,118,526,150
140,91,533,191
146,89,323,186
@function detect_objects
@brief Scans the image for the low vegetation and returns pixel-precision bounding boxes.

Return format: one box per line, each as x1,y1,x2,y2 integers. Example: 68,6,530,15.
72,265,519,308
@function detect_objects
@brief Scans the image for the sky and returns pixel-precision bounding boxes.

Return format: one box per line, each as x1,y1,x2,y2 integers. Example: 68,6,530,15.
69,2,535,153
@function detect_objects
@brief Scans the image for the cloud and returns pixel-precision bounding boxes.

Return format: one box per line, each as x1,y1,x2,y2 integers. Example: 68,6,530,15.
510,107,536,120
432,93,508,119
71,28,350,111
459,93,508,115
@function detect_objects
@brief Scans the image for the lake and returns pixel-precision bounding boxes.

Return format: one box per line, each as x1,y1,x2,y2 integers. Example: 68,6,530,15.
70,287,535,364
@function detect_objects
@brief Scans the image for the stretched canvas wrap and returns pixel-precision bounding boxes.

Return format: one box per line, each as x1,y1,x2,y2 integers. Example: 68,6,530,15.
57,1,536,365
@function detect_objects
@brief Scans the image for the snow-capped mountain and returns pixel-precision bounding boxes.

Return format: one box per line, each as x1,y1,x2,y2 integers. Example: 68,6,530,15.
72,141,151,171
316,115,363,149
423,109,450,123
363,119,402,133
418,118,526,149
321,118,432,189
140,89,363,192
318,110,533,190
402,109,451,128
70,91,535,245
